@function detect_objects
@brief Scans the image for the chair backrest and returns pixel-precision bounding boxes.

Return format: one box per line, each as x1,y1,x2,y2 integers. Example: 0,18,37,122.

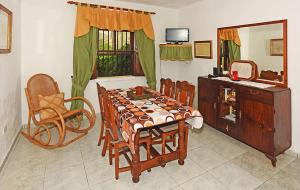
97,83,106,120
175,81,195,107
160,78,175,98
26,74,60,112
101,88,120,141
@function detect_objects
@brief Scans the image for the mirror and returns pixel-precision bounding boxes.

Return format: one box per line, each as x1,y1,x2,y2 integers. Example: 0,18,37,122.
217,20,287,87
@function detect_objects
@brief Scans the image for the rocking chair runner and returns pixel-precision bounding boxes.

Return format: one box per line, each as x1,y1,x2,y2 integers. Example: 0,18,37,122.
22,74,96,148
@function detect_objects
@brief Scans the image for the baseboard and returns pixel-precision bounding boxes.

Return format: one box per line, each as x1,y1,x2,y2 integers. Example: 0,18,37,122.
0,127,21,173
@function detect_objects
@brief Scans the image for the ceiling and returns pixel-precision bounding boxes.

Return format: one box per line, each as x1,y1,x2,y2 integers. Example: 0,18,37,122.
116,0,201,8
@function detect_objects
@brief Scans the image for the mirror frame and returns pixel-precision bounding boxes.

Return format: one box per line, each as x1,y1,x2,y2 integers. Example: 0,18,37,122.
217,19,287,87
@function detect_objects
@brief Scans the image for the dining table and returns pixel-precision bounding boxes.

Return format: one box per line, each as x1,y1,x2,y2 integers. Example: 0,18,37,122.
107,87,203,183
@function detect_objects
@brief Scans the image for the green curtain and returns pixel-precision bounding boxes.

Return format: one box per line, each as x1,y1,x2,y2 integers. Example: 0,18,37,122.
160,45,193,61
71,27,98,110
135,29,156,90
228,40,241,62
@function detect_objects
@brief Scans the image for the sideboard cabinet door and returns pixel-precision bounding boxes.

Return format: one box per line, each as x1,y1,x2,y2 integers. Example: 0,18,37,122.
198,78,217,127
239,97,274,154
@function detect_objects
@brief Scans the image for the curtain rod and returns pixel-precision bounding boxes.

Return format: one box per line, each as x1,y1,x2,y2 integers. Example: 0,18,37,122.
67,1,156,15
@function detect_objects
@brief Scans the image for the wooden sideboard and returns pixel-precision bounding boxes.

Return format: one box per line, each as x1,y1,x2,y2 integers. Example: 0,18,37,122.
198,76,291,166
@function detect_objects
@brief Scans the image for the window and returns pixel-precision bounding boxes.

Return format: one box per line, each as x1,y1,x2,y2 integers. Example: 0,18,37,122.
94,30,144,78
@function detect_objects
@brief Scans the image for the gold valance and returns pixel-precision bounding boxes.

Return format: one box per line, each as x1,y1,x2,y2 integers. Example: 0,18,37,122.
219,29,241,46
74,5,155,40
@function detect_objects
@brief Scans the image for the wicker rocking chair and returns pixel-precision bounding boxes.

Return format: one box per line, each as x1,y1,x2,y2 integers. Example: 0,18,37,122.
22,73,96,148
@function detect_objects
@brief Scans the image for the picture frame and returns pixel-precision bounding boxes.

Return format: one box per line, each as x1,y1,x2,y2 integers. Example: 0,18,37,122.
270,38,283,56
0,4,12,54
194,40,212,59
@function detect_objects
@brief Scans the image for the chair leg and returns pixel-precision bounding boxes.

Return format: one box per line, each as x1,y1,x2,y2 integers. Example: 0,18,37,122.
97,121,105,146
102,132,109,157
146,140,151,161
146,139,151,172
162,135,166,155
172,134,176,147
109,143,113,165
185,128,189,149
114,145,119,180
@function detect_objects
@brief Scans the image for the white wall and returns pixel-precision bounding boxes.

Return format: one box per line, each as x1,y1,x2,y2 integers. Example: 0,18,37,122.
177,0,300,153
248,24,283,73
0,0,21,167
20,0,179,121
238,27,250,60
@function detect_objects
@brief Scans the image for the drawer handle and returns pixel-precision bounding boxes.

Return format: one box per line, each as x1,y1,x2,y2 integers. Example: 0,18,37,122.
226,125,229,132
250,89,260,95
213,102,216,109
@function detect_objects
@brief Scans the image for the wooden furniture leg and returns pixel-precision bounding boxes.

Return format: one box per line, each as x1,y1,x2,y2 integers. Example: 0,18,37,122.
97,121,105,146
172,134,176,147
109,142,113,165
115,144,120,180
102,130,109,157
131,132,141,183
162,134,166,155
178,120,186,165
265,154,277,167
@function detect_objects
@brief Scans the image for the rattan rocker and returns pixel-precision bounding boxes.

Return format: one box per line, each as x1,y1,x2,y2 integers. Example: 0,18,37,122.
22,73,96,148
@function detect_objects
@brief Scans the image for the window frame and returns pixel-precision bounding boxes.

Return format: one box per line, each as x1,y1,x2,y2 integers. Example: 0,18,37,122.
92,29,144,79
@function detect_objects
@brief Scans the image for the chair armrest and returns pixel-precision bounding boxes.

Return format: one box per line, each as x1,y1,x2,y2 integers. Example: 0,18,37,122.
33,106,65,126
64,97,96,119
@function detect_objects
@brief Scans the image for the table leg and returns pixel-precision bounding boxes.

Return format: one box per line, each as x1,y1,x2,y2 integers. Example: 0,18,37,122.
131,133,141,183
178,120,186,165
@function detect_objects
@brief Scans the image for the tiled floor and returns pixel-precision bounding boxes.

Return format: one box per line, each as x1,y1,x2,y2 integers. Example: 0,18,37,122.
0,116,299,190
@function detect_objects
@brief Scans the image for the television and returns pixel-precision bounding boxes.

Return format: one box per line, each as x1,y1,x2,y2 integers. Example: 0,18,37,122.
166,28,189,43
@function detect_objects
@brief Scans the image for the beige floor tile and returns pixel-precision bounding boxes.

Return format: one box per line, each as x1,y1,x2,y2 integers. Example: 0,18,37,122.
1,116,300,190
180,172,228,190
0,178,43,190
186,134,206,151
90,172,137,190
209,162,263,190
44,163,88,190
189,146,228,171
171,186,183,190
46,144,83,170
133,167,177,190
203,133,246,160
231,152,295,181
164,158,206,185
84,156,115,186
256,160,300,190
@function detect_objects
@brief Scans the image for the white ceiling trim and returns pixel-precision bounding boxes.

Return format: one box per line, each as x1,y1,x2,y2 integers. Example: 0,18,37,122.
116,0,201,8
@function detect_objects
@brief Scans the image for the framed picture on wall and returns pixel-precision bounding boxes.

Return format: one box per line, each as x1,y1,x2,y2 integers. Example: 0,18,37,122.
270,38,283,56
0,4,12,54
194,40,212,59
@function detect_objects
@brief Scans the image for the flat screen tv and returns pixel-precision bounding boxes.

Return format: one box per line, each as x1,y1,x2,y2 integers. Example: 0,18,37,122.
166,28,189,43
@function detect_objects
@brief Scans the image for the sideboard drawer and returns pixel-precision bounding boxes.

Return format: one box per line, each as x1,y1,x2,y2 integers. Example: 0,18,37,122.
239,86,273,104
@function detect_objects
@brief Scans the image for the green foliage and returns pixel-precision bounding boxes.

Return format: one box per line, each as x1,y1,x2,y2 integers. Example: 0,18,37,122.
97,55,133,77
97,42,133,77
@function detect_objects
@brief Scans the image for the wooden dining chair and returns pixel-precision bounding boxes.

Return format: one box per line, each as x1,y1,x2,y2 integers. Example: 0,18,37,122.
159,81,195,155
160,78,175,98
175,81,195,107
97,83,107,146
100,87,152,180
22,73,96,148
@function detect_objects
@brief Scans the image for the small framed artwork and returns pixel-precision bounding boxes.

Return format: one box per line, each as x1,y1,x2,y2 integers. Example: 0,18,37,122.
0,4,12,54
194,40,212,59
270,38,283,56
